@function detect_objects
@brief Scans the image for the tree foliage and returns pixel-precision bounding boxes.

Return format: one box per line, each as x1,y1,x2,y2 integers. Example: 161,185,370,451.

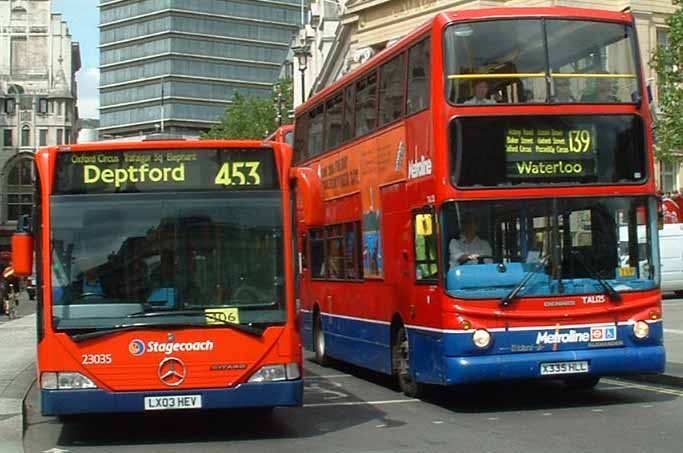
203,78,293,140
651,0,683,162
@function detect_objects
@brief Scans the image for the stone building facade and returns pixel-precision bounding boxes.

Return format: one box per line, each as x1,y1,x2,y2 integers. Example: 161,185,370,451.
0,0,80,251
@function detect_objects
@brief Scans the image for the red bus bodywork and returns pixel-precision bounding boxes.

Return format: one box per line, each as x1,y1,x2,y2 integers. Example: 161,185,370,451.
23,140,302,415
292,7,664,394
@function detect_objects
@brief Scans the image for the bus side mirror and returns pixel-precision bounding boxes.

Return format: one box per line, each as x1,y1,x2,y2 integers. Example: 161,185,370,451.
291,167,324,227
12,232,34,277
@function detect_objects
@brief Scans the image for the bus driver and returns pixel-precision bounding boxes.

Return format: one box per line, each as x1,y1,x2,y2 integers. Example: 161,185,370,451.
449,217,492,268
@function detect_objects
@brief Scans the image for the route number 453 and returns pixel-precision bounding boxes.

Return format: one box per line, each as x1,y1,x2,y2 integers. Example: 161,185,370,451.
215,162,261,186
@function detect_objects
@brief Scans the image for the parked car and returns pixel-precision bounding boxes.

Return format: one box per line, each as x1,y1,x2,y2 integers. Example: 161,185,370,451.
26,275,35,300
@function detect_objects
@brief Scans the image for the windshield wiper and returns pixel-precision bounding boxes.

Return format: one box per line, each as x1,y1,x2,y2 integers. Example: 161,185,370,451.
70,311,266,342
570,250,623,303
500,255,550,307
127,310,267,335
70,323,186,342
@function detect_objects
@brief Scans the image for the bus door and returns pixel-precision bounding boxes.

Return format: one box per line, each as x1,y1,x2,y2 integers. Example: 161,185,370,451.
409,207,443,382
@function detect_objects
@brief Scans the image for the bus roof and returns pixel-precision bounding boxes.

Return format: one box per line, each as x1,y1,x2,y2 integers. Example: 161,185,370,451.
296,6,634,115
39,139,276,155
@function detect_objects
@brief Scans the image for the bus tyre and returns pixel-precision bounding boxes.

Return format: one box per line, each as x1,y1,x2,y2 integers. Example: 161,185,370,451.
314,312,330,366
394,326,425,398
564,376,600,390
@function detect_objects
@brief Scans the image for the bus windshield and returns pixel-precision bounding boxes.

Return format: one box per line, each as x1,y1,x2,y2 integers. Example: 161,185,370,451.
445,19,640,104
443,196,657,300
50,191,285,331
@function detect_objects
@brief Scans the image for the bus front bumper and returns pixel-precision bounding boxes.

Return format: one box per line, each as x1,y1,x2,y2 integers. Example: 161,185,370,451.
41,379,303,416
444,346,665,385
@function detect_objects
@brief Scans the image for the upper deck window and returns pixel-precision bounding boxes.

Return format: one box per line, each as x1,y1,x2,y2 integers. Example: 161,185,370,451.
444,19,640,105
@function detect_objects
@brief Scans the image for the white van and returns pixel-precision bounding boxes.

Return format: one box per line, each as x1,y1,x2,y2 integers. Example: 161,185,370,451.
658,223,683,295
619,223,683,295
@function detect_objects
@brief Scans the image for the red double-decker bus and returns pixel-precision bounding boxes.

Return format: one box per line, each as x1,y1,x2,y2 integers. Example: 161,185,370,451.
12,139,302,415
292,7,664,396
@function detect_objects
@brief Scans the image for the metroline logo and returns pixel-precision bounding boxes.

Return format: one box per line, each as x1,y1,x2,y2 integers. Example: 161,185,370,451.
535,326,618,345
536,330,590,345
128,339,214,356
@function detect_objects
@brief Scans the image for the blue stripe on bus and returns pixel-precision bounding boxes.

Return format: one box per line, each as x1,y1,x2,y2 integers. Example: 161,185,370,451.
41,380,303,416
302,312,665,385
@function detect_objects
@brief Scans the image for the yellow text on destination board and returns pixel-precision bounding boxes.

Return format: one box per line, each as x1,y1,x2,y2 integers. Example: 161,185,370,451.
83,163,186,187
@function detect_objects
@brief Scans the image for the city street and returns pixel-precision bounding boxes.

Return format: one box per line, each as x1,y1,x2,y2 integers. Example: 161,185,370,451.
22,297,683,453
0,291,35,326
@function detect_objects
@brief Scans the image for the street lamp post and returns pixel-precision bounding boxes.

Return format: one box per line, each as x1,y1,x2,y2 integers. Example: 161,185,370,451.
293,45,311,104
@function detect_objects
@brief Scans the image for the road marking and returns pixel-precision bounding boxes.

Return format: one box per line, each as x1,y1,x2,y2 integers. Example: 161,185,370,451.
602,378,683,396
664,328,683,335
304,398,419,408
305,374,353,379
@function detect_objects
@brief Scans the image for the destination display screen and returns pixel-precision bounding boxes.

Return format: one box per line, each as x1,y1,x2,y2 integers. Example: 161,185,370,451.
54,148,279,194
504,126,597,179
452,115,646,187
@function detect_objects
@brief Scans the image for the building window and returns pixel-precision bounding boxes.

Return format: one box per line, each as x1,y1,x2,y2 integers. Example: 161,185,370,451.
65,128,71,144
21,126,30,147
660,161,678,194
39,129,48,147
6,159,34,222
2,130,11,147
3,98,15,114
56,129,63,145
38,98,48,114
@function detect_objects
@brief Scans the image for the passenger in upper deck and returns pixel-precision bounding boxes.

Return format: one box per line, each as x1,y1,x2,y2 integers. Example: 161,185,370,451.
581,74,618,102
550,78,576,103
464,79,497,105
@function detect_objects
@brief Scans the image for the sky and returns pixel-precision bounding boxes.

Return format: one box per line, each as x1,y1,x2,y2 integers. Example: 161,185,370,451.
52,0,100,119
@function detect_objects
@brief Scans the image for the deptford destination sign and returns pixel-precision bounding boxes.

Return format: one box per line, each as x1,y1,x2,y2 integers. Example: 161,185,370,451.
54,148,279,194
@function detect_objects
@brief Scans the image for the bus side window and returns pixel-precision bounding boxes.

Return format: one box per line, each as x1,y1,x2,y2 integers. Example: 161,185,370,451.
309,229,325,279
407,37,430,115
414,210,438,281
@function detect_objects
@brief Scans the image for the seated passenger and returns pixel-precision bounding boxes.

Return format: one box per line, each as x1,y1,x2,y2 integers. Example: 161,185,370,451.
581,75,618,102
449,217,493,268
464,79,497,105
550,79,576,103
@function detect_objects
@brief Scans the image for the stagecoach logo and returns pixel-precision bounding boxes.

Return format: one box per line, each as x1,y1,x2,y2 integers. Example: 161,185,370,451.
158,357,187,386
128,339,214,356
129,339,146,356
408,155,433,180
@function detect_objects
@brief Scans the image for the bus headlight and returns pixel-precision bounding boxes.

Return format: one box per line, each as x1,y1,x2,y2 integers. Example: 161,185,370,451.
633,321,650,339
472,329,492,349
248,363,300,383
41,372,97,390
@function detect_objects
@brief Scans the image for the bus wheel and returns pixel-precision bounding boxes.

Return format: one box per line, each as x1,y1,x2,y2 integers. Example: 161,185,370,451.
394,326,425,398
314,312,330,366
564,376,600,390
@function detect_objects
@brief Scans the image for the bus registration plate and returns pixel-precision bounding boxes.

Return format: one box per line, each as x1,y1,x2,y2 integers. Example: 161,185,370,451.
144,395,202,410
540,361,589,375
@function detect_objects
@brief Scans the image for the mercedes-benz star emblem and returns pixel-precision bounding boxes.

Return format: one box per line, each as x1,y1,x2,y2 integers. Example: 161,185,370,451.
158,357,187,386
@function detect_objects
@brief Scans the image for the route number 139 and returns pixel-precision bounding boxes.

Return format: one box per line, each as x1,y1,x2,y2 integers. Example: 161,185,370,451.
215,162,261,186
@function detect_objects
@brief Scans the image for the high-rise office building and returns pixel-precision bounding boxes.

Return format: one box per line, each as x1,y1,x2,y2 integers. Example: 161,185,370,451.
0,0,80,250
98,0,302,137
